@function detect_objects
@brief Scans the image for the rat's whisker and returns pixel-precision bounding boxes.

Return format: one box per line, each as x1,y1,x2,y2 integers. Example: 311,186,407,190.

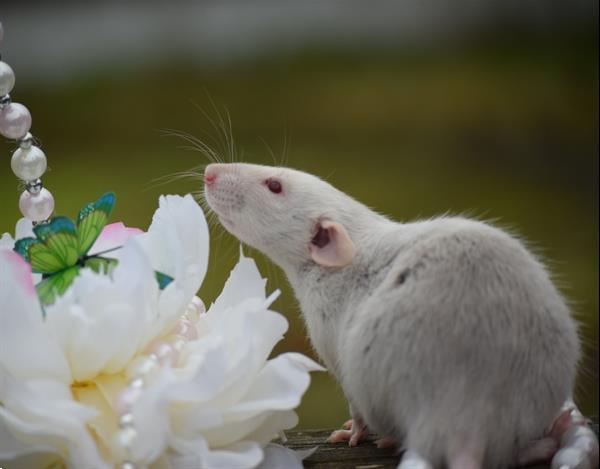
223,107,237,163
281,127,291,167
161,128,224,164
146,166,204,191
197,93,231,161
259,136,278,166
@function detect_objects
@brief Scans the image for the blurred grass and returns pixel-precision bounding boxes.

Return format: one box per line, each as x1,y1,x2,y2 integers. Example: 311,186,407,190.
1,35,597,427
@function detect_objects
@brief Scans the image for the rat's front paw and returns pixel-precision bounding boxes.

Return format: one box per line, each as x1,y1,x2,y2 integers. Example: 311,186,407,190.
327,419,369,446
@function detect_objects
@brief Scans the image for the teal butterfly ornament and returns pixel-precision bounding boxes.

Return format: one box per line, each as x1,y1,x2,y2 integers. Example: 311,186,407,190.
14,192,174,308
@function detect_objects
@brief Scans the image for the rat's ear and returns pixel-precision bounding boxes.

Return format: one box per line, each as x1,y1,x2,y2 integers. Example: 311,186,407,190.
310,219,356,267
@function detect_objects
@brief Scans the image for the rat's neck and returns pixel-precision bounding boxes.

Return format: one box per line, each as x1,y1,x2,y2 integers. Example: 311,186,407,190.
281,218,400,376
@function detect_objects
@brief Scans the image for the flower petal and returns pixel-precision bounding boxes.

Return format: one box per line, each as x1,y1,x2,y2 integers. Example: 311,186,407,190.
167,438,263,469
0,372,108,468
88,222,143,256
15,218,34,240
258,443,317,469
0,251,70,383
44,240,159,380
208,250,267,315
137,194,209,300
0,416,51,460
226,353,324,420
0,232,14,250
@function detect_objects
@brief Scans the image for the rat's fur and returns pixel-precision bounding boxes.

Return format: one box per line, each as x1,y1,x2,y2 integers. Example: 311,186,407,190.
203,163,580,468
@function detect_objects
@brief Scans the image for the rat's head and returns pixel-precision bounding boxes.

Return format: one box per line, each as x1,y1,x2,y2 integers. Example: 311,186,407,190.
203,163,367,270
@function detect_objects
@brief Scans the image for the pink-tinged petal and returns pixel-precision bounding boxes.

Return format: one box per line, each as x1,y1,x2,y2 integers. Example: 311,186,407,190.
2,250,35,297
0,252,71,384
89,222,143,256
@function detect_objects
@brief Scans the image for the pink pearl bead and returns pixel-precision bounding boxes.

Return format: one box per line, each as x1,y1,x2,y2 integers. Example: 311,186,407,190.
114,386,142,415
150,341,179,366
186,296,205,321
0,61,15,96
0,103,32,139
191,296,205,314
171,318,198,341
19,188,54,222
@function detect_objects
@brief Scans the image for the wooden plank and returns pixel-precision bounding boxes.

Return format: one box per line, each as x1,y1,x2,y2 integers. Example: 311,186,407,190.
283,424,599,468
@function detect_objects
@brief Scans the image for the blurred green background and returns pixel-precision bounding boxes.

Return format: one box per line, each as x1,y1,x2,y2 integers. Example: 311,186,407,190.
1,1,598,428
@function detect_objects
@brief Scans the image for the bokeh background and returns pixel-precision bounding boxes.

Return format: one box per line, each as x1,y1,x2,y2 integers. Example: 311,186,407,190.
1,0,597,428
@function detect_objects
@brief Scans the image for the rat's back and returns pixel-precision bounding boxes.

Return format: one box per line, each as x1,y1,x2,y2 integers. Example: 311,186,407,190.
339,216,580,468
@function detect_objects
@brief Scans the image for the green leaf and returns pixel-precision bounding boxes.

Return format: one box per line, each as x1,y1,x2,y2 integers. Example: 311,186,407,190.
77,192,116,255
84,256,118,274
155,271,174,290
36,266,80,307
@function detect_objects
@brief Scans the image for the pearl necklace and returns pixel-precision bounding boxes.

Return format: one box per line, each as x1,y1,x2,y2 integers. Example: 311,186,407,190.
0,21,54,224
1,21,211,468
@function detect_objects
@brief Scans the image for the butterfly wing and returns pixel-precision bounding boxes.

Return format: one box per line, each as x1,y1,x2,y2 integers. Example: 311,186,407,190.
77,192,116,255
14,237,38,263
84,256,118,275
27,217,79,274
155,271,174,290
36,266,80,307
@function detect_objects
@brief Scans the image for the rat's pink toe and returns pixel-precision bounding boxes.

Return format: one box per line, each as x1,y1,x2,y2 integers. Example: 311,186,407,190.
548,408,576,440
375,437,398,449
343,419,353,430
327,429,353,444
517,437,558,466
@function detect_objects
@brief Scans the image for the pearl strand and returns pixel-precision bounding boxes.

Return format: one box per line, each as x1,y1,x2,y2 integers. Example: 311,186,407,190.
113,296,205,469
0,21,53,223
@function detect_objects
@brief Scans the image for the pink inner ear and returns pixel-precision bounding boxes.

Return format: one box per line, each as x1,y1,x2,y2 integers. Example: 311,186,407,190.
310,220,356,267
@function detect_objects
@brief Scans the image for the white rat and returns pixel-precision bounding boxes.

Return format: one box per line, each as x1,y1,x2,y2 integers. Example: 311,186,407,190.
202,162,598,469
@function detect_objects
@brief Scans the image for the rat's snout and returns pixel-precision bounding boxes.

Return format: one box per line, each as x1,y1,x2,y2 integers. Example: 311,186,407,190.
203,163,226,186
204,172,216,186
203,163,246,223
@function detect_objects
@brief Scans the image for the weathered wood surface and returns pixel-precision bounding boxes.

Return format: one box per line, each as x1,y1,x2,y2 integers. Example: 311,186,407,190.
284,424,599,469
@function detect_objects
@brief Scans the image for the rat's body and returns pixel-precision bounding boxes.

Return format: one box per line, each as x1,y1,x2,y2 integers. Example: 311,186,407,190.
292,216,577,467
203,163,597,469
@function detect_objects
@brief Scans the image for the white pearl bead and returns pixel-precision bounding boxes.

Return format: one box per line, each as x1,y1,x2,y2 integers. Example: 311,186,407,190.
117,427,137,448
128,377,144,390
114,386,142,415
0,102,31,140
19,188,54,222
186,296,205,321
110,427,137,461
125,355,159,381
561,425,591,446
118,413,135,429
168,336,186,353
0,61,15,96
171,318,198,341
551,447,590,469
150,341,179,366
11,146,47,181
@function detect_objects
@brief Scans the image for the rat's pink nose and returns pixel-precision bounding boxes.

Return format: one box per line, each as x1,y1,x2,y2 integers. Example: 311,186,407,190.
204,171,217,186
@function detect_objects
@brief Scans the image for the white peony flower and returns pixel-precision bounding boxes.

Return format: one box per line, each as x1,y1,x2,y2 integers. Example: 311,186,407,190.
0,194,323,468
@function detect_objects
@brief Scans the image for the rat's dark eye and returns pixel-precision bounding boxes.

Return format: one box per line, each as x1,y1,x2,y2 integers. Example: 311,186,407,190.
266,178,282,194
